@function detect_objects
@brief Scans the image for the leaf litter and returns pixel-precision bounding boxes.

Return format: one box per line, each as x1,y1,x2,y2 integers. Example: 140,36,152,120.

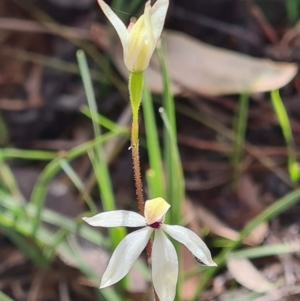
1,0,300,300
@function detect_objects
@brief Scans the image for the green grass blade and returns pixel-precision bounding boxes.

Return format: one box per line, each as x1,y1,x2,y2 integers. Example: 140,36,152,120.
0,198,119,301
159,108,184,224
43,228,70,262
271,90,299,182
0,190,109,248
228,243,299,260
286,0,300,23
159,107,184,301
1,148,57,161
157,46,176,136
0,158,24,202
231,93,250,189
0,290,15,301
77,50,101,139
59,158,97,213
142,86,165,198
77,50,126,242
80,105,127,133
157,45,184,301
77,50,127,289
0,191,149,289
0,113,9,146
157,46,184,226
87,150,126,245
29,130,126,237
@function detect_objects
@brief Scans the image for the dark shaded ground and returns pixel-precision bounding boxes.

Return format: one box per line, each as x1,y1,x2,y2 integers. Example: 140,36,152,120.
1,0,300,300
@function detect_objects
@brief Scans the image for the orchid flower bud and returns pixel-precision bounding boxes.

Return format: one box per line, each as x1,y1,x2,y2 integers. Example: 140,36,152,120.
98,0,169,72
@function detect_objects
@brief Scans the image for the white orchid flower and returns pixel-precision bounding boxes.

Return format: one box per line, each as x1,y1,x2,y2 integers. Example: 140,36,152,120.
97,0,169,72
83,197,216,301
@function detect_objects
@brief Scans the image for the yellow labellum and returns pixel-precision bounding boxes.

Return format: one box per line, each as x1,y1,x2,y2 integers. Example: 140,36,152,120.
145,197,170,225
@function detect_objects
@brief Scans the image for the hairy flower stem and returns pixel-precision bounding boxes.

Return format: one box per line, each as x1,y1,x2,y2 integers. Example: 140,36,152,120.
129,72,145,215
131,115,153,265
131,115,145,214
129,72,159,301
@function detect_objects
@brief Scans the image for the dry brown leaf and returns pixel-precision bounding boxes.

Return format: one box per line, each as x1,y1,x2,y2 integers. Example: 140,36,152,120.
227,258,275,293
246,222,269,245
111,30,297,96
238,175,264,211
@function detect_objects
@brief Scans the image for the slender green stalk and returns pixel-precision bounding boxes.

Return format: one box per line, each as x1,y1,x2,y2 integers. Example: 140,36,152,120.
157,46,184,226
286,0,300,23
80,105,127,133
159,108,184,226
76,51,127,292
58,158,97,213
227,243,299,260
142,87,165,198
0,290,15,301
157,45,184,301
43,228,70,261
159,108,184,301
231,93,250,189
129,72,161,301
129,72,145,214
77,50,101,138
1,148,57,161
271,90,299,182
0,113,9,146
0,158,24,202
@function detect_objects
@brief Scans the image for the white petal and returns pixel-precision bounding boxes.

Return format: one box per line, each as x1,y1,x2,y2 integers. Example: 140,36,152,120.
150,0,169,41
101,227,153,288
82,210,146,227
124,13,147,71
97,0,128,50
162,225,217,266
152,229,178,301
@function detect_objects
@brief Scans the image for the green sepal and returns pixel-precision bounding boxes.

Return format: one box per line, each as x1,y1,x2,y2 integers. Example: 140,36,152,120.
129,72,144,119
